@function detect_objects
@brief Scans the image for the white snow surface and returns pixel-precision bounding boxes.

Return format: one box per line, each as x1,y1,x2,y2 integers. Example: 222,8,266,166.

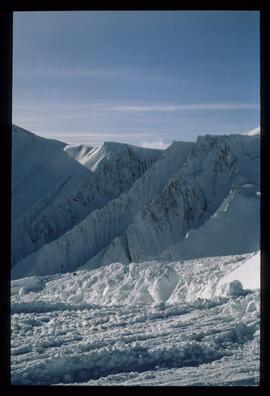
216,252,260,294
242,126,260,136
11,253,260,386
12,125,90,219
63,144,94,169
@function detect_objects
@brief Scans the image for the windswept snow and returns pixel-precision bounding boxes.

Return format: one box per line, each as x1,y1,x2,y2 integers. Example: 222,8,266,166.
11,253,259,306
64,144,94,168
216,252,260,294
64,141,161,172
11,253,260,386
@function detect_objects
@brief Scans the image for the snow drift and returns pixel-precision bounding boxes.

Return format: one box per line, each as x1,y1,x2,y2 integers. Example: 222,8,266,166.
11,252,260,307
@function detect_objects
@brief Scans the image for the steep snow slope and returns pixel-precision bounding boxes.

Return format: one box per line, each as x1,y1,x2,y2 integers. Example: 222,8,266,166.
157,184,260,261
12,141,194,278
12,125,90,219
64,144,94,168
12,140,161,266
87,134,259,267
11,253,260,385
216,251,260,294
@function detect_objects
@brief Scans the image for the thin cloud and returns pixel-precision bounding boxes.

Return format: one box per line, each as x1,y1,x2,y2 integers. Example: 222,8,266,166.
14,64,120,79
14,64,198,89
14,100,259,116
14,65,175,83
102,103,260,112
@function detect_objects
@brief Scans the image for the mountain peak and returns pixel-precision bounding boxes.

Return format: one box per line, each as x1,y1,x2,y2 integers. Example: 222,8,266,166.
242,126,260,136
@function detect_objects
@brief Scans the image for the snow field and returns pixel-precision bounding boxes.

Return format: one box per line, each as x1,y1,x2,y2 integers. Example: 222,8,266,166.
11,253,260,385
11,291,260,385
11,252,259,306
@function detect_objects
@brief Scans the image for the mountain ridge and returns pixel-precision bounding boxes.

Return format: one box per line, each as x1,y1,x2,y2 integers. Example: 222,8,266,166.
11,126,162,267
11,127,259,279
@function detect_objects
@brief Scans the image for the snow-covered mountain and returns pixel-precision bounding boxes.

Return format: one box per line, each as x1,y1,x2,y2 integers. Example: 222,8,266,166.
157,184,259,261
95,134,259,267
12,125,91,220
64,141,160,172
12,127,162,267
11,127,259,279
12,139,193,278
242,126,260,136
63,144,94,169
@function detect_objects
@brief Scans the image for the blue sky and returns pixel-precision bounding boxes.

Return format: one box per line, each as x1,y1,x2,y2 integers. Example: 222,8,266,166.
13,11,260,147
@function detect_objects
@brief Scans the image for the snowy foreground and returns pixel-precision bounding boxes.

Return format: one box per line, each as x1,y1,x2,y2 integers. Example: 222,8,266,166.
11,252,260,386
